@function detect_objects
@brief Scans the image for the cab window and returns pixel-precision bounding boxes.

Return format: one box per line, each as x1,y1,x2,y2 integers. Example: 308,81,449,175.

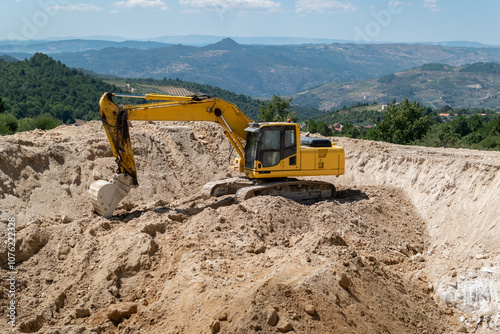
285,129,295,147
261,130,281,150
260,129,281,167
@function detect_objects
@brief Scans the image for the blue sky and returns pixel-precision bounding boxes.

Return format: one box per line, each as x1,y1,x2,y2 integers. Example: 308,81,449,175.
2,0,500,44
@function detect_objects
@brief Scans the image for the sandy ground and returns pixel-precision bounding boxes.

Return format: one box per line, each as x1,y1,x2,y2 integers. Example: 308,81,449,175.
0,121,499,333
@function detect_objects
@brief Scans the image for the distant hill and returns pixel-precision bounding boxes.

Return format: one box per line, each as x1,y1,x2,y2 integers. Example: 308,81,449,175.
0,55,17,62
104,77,324,121
292,62,500,110
146,36,500,48
425,41,499,48
0,39,170,54
149,35,351,46
0,53,122,122
1,52,32,60
49,39,500,97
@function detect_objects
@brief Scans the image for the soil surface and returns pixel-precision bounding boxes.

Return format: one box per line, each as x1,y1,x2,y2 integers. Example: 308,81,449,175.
1,121,499,333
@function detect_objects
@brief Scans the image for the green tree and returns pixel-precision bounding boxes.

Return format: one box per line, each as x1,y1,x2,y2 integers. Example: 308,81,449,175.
0,97,4,113
303,119,332,136
487,115,500,136
468,114,484,133
367,98,434,144
476,136,500,150
341,123,361,138
440,105,453,114
18,114,61,132
450,115,471,137
258,95,297,123
418,123,461,148
305,119,318,133
32,114,62,130
316,121,332,136
0,113,19,135
0,123,9,135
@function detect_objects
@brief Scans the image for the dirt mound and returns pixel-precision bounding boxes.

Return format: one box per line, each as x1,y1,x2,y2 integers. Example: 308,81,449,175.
0,121,497,333
333,137,500,327
0,121,233,223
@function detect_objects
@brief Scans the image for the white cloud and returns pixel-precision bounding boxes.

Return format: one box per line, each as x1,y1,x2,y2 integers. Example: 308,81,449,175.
113,0,169,10
49,4,104,11
295,0,356,13
180,0,281,12
423,0,442,12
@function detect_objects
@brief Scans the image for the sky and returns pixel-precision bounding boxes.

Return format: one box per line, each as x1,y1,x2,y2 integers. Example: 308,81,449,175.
1,0,500,45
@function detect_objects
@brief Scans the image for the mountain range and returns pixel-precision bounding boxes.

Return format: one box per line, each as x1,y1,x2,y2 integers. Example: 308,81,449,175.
36,38,500,97
0,39,170,54
2,35,499,48
1,37,500,104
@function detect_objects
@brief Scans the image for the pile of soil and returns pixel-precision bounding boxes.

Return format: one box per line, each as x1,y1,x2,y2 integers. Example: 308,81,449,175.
1,121,499,333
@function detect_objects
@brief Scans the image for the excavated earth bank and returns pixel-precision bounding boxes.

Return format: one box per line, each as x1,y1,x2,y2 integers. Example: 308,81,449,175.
0,121,498,333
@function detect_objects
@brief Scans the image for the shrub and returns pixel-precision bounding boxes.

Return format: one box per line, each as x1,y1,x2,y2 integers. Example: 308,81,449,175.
18,114,61,132
0,113,19,135
475,136,500,150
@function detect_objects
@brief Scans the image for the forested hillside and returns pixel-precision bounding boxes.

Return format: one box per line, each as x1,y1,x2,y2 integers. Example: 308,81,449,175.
0,53,324,135
0,53,122,123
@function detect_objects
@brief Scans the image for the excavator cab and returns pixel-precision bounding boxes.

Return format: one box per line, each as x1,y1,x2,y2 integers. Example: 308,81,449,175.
243,123,299,177
241,123,344,179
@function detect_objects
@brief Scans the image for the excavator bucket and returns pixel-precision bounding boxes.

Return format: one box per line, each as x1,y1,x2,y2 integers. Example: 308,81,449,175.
89,174,134,218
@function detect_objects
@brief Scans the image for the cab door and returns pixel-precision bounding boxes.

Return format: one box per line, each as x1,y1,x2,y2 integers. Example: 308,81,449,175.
283,126,298,168
258,125,298,170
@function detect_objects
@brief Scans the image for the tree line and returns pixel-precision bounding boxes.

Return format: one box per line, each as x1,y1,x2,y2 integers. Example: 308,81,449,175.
305,99,500,150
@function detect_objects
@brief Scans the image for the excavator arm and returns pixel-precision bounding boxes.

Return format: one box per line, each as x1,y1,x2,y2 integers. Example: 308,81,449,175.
100,92,252,184
90,92,253,217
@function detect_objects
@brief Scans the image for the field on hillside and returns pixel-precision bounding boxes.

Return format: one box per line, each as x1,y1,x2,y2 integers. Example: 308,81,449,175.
293,63,500,110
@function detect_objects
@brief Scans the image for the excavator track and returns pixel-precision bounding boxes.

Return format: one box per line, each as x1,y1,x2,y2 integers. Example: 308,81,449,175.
202,177,255,198
202,177,336,203
234,179,336,203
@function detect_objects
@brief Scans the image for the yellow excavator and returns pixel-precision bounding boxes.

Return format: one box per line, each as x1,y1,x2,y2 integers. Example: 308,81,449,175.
89,92,345,217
